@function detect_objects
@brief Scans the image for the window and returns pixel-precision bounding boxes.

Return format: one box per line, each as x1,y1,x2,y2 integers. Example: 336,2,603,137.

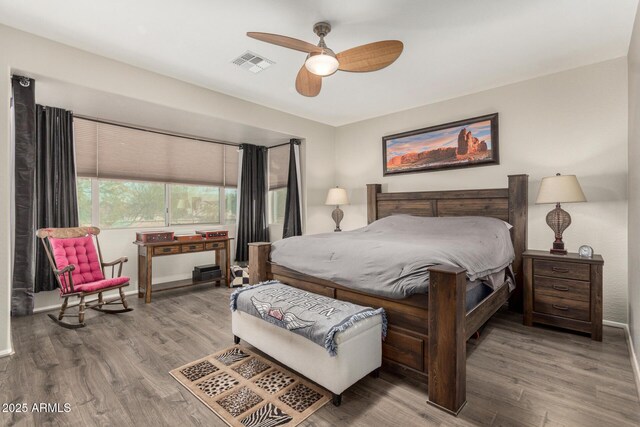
269,187,287,224
268,144,289,224
73,118,238,229
77,178,92,226
170,184,220,225
225,188,237,224
99,180,165,228
76,179,236,229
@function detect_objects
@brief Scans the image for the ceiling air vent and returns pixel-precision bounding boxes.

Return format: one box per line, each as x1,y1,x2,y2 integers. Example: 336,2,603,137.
232,51,275,73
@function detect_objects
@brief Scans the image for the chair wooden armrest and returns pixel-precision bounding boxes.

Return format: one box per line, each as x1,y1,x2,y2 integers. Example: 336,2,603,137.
54,264,76,275
102,257,128,267
54,264,76,293
102,257,128,278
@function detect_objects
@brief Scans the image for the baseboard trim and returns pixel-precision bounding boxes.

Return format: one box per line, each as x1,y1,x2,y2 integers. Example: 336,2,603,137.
603,320,640,400
603,319,627,329
0,346,14,358
627,327,640,401
33,289,138,314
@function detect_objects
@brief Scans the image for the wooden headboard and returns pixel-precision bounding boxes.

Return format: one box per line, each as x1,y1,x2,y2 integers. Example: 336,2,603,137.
366,174,528,311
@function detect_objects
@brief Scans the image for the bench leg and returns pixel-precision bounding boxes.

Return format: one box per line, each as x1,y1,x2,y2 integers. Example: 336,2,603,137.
332,393,342,407
233,335,240,345
370,368,380,379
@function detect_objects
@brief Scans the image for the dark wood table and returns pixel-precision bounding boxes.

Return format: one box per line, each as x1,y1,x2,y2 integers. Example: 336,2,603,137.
134,238,232,303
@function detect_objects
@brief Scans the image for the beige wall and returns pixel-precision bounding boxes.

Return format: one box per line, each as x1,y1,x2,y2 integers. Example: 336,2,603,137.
628,6,640,380
0,24,336,355
335,58,629,323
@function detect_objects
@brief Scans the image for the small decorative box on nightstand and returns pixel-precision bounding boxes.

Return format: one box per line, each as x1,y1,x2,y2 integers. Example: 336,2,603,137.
523,250,604,341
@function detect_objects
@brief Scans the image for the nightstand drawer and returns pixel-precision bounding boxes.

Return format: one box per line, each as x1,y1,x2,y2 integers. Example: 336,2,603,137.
534,293,590,321
533,276,590,302
533,259,590,281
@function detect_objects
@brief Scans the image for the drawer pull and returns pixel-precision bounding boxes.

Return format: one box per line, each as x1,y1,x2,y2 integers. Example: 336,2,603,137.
552,267,570,273
552,284,570,291
162,248,172,253
188,245,196,250
552,304,569,311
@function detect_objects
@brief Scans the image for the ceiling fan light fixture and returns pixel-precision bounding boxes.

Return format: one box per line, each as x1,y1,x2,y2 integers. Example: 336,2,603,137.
305,51,339,76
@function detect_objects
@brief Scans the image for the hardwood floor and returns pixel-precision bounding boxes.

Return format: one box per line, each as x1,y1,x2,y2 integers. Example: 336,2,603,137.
1,285,639,426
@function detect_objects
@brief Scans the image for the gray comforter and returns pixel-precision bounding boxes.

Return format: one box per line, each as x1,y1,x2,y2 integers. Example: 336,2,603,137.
270,215,515,299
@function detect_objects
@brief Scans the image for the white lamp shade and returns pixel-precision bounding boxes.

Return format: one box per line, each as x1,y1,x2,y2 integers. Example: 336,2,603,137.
536,174,587,204
325,187,349,205
305,53,339,76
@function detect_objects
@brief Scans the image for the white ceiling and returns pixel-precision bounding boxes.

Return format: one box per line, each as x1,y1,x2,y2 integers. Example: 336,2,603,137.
1,0,638,126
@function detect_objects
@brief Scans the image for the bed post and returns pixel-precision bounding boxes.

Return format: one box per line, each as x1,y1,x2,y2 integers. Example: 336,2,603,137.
366,184,381,224
427,264,467,415
508,174,528,313
248,242,271,284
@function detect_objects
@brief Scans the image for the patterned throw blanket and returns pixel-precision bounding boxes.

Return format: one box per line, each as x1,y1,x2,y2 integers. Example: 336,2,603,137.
231,281,387,356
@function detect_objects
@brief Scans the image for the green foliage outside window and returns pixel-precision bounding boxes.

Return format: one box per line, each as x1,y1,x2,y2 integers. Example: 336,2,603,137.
77,178,238,229
99,180,165,228
225,188,237,224
77,178,92,226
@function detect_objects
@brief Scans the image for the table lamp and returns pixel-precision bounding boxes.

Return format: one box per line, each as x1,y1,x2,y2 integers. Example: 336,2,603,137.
325,187,349,232
535,173,586,255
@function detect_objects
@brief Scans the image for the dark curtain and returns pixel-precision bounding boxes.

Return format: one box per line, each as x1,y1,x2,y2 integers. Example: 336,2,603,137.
34,105,79,292
235,144,269,262
11,76,36,316
283,139,302,238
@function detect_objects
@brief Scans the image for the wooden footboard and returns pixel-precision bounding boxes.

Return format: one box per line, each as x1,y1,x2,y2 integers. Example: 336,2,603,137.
246,174,527,415
248,243,511,414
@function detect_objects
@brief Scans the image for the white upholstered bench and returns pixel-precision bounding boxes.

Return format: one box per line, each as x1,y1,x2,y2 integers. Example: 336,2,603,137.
231,303,383,405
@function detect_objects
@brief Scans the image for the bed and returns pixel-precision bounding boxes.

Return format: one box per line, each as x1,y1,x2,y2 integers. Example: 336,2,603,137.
248,174,528,415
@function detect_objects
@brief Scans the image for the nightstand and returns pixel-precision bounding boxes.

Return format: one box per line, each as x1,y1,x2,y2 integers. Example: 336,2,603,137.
523,250,604,341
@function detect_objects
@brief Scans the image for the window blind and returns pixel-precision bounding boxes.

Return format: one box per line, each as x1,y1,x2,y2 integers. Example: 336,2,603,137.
74,118,237,187
74,118,98,177
268,144,289,190
224,145,239,187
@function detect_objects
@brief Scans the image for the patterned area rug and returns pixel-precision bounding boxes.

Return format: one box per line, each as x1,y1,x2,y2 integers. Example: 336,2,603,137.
170,346,330,426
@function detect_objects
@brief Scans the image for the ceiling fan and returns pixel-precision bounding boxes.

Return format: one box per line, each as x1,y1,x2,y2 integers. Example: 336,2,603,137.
247,22,403,97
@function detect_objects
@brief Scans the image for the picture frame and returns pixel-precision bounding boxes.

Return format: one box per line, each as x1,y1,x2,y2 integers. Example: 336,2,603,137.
382,113,499,175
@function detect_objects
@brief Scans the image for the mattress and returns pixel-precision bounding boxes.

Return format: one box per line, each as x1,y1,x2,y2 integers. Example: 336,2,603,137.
271,215,515,299
466,279,500,312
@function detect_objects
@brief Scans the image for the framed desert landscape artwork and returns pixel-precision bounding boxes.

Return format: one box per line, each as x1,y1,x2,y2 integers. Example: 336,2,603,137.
382,113,499,175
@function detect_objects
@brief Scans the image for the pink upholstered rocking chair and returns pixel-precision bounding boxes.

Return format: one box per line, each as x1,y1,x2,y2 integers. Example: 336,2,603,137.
36,226,133,328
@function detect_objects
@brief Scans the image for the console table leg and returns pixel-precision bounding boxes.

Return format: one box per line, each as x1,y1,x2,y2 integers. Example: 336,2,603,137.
225,241,231,287
137,253,145,299
145,247,153,304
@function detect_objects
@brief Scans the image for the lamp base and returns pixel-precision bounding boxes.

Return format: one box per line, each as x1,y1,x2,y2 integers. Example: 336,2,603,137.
331,206,344,232
546,203,571,256
550,242,567,256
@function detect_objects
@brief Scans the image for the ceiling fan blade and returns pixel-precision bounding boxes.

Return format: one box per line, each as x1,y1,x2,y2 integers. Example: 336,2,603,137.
295,64,322,97
247,32,323,54
336,40,404,72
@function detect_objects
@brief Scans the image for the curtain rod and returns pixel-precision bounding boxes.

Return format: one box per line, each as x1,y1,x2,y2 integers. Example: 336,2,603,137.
74,115,293,150
268,139,301,149
268,142,290,149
